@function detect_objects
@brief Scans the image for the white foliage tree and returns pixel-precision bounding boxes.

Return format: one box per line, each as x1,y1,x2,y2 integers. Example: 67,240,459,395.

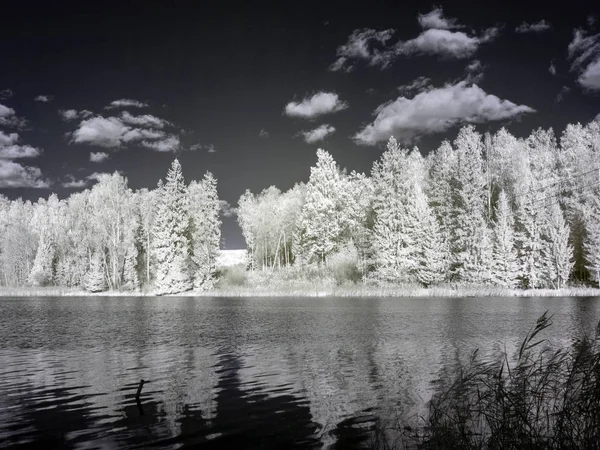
585,195,600,284
297,149,346,265
152,159,193,295
188,172,221,289
413,184,448,287
491,191,520,287
541,202,574,288
449,125,488,283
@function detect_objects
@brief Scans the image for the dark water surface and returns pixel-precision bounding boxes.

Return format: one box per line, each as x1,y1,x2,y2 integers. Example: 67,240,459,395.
1,296,599,449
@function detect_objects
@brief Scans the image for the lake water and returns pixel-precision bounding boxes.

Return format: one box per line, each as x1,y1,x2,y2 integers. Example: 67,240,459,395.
1,296,599,449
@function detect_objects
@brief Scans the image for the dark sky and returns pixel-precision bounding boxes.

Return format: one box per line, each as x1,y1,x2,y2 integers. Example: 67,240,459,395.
1,0,598,249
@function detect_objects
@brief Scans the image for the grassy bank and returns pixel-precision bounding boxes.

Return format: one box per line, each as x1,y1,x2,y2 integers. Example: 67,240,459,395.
2,285,600,297
366,312,600,449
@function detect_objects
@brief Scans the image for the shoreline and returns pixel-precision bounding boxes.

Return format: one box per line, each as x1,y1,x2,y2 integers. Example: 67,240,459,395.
2,286,600,298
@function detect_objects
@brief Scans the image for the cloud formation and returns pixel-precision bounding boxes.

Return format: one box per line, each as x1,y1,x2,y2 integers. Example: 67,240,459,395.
90,151,109,162
330,9,500,71
0,161,48,188
297,124,336,143
120,111,170,128
62,174,88,188
259,129,269,138
515,20,552,33
549,61,557,75
284,92,348,119
0,103,27,128
418,7,464,30
105,99,149,109
397,76,432,95
59,109,94,122
0,131,41,159
0,116,45,187
189,143,216,152
354,81,535,145
70,111,181,151
34,94,53,102
396,27,499,60
568,28,600,91
140,135,181,152
219,200,237,217
329,28,395,72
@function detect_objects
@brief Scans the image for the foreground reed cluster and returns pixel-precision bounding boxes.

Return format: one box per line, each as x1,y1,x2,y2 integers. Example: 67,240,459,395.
370,312,600,450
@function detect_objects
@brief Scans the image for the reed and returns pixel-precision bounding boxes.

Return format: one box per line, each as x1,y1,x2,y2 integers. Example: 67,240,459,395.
368,311,600,449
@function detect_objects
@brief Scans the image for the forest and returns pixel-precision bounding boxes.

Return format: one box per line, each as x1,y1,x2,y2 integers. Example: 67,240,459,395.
1,119,600,294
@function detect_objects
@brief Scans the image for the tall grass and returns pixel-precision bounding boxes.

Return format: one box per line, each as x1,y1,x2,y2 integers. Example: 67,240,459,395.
367,312,600,449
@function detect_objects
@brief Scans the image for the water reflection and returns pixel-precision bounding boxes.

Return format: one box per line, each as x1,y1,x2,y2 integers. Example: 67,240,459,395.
0,296,599,449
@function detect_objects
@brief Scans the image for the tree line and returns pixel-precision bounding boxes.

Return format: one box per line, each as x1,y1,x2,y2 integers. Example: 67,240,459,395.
237,120,600,289
1,119,600,293
0,159,221,294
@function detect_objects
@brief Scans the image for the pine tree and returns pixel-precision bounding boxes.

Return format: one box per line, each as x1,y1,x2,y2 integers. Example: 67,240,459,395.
85,250,107,292
584,195,600,284
370,137,414,282
297,149,345,265
449,125,488,283
152,159,193,295
28,230,55,286
413,184,448,286
541,202,574,288
491,191,520,287
188,172,221,289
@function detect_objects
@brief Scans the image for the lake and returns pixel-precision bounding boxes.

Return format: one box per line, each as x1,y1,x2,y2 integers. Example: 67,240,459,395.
1,296,599,449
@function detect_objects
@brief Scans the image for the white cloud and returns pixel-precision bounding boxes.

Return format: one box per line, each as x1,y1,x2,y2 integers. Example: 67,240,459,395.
567,28,600,91
71,116,128,148
396,28,496,60
397,76,432,95
354,81,535,145
120,111,170,128
0,145,41,159
70,114,177,150
284,92,348,119
122,128,166,142
0,124,42,161
62,171,118,188
418,7,464,30
140,135,180,152
62,174,88,188
515,20,552,33
0,89,13,100
59,109,93,121
34,94,53,102
330,12,500,71
190,143,217,152
297,124,336,143
105,99,148,109
329,28,395,72
549,60,557,75
0,160,49,188
0,131,19,146
219,200,237,217
464,59,486,83
68,109,183,152
90,152,109,162
595,112,600,121
259,129,269,138
0,103,27,128
579,58,600,90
